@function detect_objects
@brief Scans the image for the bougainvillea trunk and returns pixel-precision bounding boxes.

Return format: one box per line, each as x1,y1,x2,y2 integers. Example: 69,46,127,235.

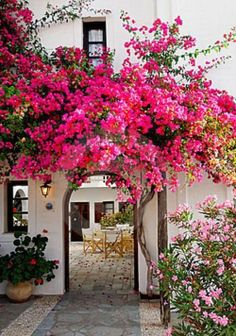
158,188,170,326
137,189,155,296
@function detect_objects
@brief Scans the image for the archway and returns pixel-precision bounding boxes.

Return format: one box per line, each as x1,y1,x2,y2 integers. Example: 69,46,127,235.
63,175,139,292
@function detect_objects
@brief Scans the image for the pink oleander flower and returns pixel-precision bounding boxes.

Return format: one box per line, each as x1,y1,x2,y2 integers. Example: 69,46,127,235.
159,253,165,260
187,286,193,293
210,288,222,299
209,313,229,326
193,299,201,312
165,327,173,336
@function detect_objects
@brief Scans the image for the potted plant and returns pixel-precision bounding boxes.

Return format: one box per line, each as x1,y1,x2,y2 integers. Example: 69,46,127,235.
100,205,134,229
100,213,117,229
0,231,59,302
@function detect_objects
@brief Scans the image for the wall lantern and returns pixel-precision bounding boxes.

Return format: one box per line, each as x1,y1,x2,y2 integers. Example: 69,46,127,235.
40,182,51,198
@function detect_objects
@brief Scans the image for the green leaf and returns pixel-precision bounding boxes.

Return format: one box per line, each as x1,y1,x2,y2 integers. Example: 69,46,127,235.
13,239,21,246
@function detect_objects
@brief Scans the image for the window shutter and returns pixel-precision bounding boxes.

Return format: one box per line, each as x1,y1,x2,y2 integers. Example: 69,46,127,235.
94,202,104,223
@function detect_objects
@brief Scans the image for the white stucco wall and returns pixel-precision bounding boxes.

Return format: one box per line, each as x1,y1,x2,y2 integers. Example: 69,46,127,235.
156,0,236,96
0,174,68,295
29,0,155,70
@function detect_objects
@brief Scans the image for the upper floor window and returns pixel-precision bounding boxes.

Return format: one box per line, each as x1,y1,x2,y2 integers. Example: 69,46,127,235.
7,181,28,232
83,21,106,66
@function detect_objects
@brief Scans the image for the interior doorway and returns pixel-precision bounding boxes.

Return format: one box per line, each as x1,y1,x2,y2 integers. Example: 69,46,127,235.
63,177,139,293
70,202,89,241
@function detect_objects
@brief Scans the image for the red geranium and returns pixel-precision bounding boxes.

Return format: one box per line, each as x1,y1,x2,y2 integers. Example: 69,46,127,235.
0,232,59,285
29,258,37,265
34,278,44,285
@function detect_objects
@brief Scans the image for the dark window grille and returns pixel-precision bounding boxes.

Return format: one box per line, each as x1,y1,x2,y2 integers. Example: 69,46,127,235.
83,22,106,66
7,181,28,232
103,201,114,215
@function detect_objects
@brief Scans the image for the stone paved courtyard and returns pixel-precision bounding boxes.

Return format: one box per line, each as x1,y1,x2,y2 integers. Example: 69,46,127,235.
33,242,140,336
0,242,165,336
69,242,134,293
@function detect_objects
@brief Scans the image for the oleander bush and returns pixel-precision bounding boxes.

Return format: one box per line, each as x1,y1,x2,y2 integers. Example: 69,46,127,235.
153,196,236,336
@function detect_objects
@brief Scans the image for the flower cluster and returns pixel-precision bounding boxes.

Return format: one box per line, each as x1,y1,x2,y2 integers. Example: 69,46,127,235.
0,1,236,200
153,196,236,335
0,231,59,285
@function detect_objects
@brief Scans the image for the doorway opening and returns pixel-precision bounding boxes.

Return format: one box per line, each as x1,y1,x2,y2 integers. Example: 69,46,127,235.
63,174,139,293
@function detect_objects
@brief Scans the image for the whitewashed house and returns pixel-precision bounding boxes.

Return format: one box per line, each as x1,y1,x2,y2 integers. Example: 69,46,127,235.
0,0,235,295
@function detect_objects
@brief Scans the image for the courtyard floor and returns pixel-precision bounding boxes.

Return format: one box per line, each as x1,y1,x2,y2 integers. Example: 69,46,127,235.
0,242,165,336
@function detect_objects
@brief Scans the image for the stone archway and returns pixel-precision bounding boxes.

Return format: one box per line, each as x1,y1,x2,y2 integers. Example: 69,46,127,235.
62,179,139,292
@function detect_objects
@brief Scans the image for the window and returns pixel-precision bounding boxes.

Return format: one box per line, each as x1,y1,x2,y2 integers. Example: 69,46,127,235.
7,181,28,232
104,201,114,215
94,201,114,223
119,202,128,212
83,22,106,66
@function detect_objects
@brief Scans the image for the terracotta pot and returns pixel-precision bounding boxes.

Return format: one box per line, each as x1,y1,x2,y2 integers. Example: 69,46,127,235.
6,281,33,303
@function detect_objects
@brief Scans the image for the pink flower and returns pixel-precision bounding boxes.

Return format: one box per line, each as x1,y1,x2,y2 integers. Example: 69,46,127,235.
165,327,173,336
174,16,183,26
199,290,206,298
193,299,201,312
209,313,229,326
172,275,178,282
187,286,193,293
210,288,222,299
204,296,213,306
217,259,225,275
159,253,165,260
219,316,229,326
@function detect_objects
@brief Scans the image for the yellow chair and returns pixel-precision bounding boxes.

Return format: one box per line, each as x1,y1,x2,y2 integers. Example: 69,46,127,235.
82,229,94,255
92,230,104,253
122,231,134,254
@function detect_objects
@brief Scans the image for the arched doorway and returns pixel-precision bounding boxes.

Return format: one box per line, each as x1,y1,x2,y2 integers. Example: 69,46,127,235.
63,176,139,292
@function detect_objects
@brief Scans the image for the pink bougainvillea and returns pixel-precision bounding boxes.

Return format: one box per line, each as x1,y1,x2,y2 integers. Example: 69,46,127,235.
0,1,236,200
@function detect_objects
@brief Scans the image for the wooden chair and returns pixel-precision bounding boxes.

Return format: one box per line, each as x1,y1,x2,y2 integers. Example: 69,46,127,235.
82,229,94,255
92,230,104,253
104,231,123,259
122,231,134,254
